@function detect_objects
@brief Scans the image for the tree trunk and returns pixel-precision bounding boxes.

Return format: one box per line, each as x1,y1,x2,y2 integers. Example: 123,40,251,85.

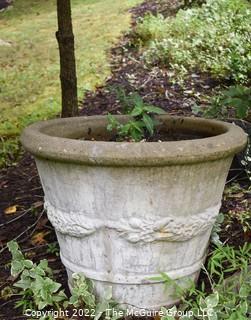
56,0,78,117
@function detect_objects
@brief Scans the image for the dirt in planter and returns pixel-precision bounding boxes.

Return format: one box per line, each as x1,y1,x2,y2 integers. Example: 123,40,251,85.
82,130,211,142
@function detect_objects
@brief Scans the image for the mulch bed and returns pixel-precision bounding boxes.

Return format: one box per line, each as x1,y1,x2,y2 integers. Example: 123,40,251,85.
0,0,250,319
0,0,12,12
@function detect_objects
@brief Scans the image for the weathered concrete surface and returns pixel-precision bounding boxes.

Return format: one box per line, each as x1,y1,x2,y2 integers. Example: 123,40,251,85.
21,115,247,311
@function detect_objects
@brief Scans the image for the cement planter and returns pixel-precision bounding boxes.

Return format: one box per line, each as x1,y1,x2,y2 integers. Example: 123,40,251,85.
21,115,247,311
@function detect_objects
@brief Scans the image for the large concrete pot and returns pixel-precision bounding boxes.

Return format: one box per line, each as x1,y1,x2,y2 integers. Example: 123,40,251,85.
21,115,247,311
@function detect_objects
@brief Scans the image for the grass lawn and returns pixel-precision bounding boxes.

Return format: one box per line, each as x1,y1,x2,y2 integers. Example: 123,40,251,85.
0,0,142,138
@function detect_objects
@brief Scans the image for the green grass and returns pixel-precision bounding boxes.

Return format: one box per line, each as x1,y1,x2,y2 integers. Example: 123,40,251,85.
0,0,142,139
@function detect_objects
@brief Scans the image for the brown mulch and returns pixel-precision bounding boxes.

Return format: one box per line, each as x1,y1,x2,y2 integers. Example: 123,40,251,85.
0,0,250,319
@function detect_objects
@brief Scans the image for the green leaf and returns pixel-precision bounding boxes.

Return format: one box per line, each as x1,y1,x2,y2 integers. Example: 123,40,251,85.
208,309,218,320
143,105,166,114
50,281,61,293
11,260,24,277
52,290,67,302
205,292,219,308
7,241,24,260
69,295,78,306
160,306,177,320
23,260,33,269
130,105,143,117
235,102,249,118
104,286,113,300
131,121,144,132
7,240,19,253
239,300,248,314
131,93,144,108
95,301,109,320
38,300,49,310
239,285,249,298
29,267,45,278
142,113,154,135
107,113,120,131
199,297,207,310
14,279,32,290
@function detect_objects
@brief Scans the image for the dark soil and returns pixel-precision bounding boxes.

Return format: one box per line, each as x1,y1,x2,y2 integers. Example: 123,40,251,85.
0,0,250,319
0,0,12,11
82,128,212,142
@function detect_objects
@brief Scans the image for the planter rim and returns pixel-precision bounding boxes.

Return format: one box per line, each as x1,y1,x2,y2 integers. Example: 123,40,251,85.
20,115,247,167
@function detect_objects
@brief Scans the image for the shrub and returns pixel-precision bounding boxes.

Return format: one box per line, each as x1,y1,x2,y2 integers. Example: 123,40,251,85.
134,14,168,44
135,0,251,84
204,86,251,119
107,91,165,141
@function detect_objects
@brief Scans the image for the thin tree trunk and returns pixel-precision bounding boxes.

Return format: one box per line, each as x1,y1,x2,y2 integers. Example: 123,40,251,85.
56,0,78,117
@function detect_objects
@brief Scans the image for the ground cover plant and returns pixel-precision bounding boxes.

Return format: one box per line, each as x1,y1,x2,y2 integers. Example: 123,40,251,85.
202,86,251,120
5,241,121,320
158,245,251,319
135,0,251,84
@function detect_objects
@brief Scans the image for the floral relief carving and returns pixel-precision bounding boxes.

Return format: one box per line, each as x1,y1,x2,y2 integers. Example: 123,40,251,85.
45,200,221,243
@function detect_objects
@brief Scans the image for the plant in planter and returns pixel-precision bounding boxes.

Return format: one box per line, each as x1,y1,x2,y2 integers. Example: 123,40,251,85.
107,92,166,142
21,96,247,311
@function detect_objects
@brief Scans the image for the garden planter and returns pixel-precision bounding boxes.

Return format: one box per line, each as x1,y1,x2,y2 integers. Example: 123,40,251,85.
21,115,247,311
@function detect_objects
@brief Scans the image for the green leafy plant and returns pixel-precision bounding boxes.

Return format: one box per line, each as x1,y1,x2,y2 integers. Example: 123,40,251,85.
208,243,251,281
7,241,67,314
134,14,167,45
107,92,165,141
159,270,251,320
155,243,251,319
7,241,123,320
224,207,251,235
232,210,251,234
69,273,123,320
204,86,251,119
46,242,60,256
69,273,96,309
0,137,22,168
210,213,224,246
135,0,251,84
95,286,124,320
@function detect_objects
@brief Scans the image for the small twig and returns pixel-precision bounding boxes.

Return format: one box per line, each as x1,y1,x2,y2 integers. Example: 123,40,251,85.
0,298,20,310
0,209,45,255
21,242,57,253
139,76,154,89
127,55,141,65
0,208,33,228
29,186,42,191
226,171,243,184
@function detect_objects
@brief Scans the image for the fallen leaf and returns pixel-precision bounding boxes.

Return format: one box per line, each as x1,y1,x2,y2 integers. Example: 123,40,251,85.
31,231,50,245
4,205,18,215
